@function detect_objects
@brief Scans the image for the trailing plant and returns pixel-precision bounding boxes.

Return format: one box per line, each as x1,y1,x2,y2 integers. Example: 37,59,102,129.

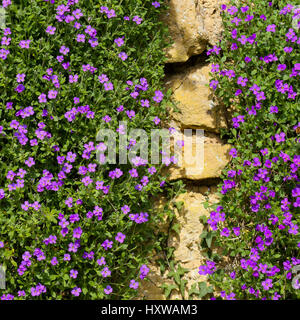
0,0,181,300
198,0,300,300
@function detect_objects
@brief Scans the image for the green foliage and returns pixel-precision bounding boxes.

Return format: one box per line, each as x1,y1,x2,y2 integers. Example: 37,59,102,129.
160,261,189,299
199,0,300,300
0,0,182,300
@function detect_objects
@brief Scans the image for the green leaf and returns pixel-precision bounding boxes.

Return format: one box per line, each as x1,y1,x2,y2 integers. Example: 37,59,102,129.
180,279,188,299
174,201,184,211
171,223,181,235
161,283,178,299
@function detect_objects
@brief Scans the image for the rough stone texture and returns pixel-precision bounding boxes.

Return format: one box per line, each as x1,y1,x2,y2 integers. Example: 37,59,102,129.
139,0,232,300
139,185,219,300
138,254,172,300
163,0,225,63
197,0,228,47
165,63,227,132
167,131,231,181
162,0,207,63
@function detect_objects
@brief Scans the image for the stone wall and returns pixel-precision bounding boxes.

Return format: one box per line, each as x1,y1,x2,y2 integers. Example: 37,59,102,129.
139,0,230,299
162,0,226,63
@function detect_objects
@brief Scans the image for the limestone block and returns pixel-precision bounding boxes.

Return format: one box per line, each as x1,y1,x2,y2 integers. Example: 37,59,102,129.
165,63,227,132
163,0,226,63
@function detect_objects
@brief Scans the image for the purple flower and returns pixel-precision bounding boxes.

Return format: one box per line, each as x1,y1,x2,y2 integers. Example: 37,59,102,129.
270,105,278,113
48,90,58,99
25,157,35,167
118,52,128,61
97,257,106,266
69,74,78,83
238,35,247,44
198,260,216,275
76,34,85,42
152,90,164,103
66,151,76,163
237,76,248,87
38,93,47,103
2,0,11,8
19,40,31,49
266,24,276,32
64,254,71,261
229,148,237,158
262,278,273,290
68,242,78,253
153,117,160,125
140,264,150,279
231,43,238,50
15,84,25,93
0,189,5,200
289,223,299,235
104,285,113,295
98,74,109,83
104,82,114,91
114,37,124,47
284,47,293,53
256,91,266,101
231,28,237,39
221,228,230,237
132,16,142,24
17,290,26,297
0,48,10,60
70,269,78,279
273,292,281,300
16,73,26,83
121,205,130,215
233,227,240,236
209,80,219,90
103,115,112,122
115,232,126,243
101,239,113,250
71,287,81,296
73,227,82,239
46,26,56,34
275,132,285,143
129,279,139,289
50,257,58,266
101,267,111,278
152,1,160,7
277,64,286,71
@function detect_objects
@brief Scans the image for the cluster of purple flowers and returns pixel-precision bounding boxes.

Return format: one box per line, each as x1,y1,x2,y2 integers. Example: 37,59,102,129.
64,105,95,122
139,264,150,280
201,1,300,300
198,260,217,275
129,212,149,224
275,79,297,99
0,0,169,300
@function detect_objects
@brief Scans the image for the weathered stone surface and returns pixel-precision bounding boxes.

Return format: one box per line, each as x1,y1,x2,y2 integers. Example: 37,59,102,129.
162,0,207,63
197,0,227,47
138,0,231,301
163,0,225,63
168,185,219,299
138,185,220,300
138,254,172,300
167,131,231,181
165,63,227,132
